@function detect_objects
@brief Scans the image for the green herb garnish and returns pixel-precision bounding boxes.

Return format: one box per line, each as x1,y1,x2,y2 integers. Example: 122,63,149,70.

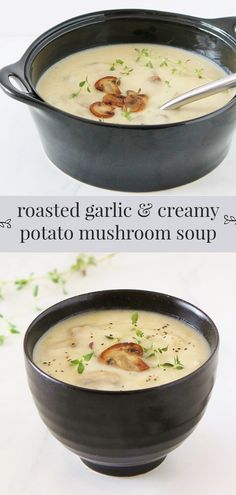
122,109,133,121
173,354,184,370
131,312,139,326
194,68,205,79
48,269,67,294
70,76,91,98
145,345,169,358
32,284,39,298
121,65,134,75
14,274,33,290
110,59,124,71
71,254,96,275
0,314,20,344
110,59,133,75
135,47,152,62
159,57,169,68
71,352,94,374
157,354,184,370
136,328,144,338
105,335,120,341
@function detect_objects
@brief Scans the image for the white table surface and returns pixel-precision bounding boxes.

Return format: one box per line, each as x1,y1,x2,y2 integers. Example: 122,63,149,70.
0,0,235,196
0,252,235,494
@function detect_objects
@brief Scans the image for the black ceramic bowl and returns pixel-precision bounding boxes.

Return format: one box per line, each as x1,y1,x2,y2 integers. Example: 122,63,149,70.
24,289,219,477
1,10,236,192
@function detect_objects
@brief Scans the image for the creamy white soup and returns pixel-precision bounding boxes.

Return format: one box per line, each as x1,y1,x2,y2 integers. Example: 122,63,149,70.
33,309,210,391
37,43,234,125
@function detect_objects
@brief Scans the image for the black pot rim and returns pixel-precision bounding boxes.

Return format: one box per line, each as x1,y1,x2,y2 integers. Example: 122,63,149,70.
18,8,236,129
24,288,219,396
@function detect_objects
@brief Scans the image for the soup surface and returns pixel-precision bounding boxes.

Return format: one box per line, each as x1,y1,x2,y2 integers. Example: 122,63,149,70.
37,43,234,125
33,309,210,391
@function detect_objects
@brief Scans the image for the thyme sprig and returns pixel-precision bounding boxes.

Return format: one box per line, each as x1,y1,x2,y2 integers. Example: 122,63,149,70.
144,345,169,358
122,108,133,121
71,352,94,374
70,76,91,98
135,47,154,69
157,354,184,370
110,59,134,75
194,68,205,79
0,314,20,345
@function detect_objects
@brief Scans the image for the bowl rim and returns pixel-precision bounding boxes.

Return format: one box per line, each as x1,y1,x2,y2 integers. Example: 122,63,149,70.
24,288,219,395
19,8,236,130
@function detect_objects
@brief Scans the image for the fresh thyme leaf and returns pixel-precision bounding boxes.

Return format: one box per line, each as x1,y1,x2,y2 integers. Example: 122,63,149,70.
14,275,33,290
77,360,85,374
159,362,174,368
131,312,139,326
122,109,132,121
194,68,205,79
135,47,152,62
33,285,39,298
165,80,171,87
0,335,6,345
83,352,94,362
174,354,184,369
71,254,96,275
158,345,169,354
110,59,124,71
70,359,80,365
69,76,91,98
121,65,134,75
105,335,115,340
48,269,61,284
160,58,169,68
146,61,154,69
136,328,144,338
48,269,67,293
9,326,20,334
146,352,156,358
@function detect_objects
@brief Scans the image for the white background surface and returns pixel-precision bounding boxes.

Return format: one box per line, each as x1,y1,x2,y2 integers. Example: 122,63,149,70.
0,0,235,195
0,252,236,494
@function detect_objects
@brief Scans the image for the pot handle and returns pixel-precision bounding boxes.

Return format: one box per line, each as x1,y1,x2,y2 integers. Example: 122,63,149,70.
0,61,42,107
208,17,236,38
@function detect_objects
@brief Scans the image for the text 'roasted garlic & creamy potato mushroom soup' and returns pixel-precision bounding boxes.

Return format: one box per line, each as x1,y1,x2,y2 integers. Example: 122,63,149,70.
37,43,234,125
33,309,210,391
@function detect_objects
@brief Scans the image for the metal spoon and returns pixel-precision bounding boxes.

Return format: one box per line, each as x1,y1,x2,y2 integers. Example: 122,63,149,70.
159,73,236,111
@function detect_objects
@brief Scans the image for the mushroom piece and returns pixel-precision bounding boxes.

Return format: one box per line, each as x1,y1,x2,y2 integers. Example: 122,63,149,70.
95,76,121,96
124,90,148,113
149,74,162,82
90,101,115,118
100,342,149,372
103,93,125,108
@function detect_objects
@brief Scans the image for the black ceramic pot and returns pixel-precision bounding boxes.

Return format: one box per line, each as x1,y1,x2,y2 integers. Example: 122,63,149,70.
0,10,236,192
24,289,219,477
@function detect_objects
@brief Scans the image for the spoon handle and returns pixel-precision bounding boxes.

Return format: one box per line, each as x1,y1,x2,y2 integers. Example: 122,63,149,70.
159,73,236,111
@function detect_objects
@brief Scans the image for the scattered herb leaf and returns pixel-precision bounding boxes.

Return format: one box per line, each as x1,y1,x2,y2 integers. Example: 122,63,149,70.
136,328,144,338
194,68,205,79
122,109,132,121
131,312,139,326
70,76,91,98
83,352,94,362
